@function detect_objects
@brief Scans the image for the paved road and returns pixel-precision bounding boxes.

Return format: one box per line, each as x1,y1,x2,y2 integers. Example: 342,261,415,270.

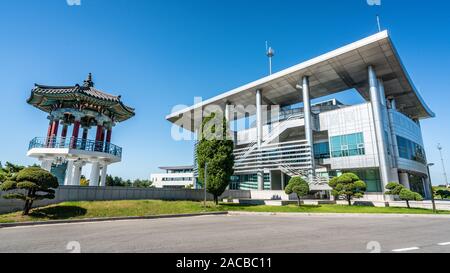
1,214,450,253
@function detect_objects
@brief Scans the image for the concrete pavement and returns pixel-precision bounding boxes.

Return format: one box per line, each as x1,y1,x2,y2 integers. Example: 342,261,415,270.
1,214,450,253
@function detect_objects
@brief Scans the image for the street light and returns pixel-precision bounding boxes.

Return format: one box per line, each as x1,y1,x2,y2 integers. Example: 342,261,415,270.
437,144,449,188
427,163,437,214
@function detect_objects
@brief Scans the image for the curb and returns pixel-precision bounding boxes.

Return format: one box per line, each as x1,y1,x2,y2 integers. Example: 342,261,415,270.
227,211,450,218
0,211,228,228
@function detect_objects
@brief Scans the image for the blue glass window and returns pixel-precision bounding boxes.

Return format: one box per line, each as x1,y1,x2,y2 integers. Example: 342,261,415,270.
314,142,330,159
330,133,365,158
397,136,426,164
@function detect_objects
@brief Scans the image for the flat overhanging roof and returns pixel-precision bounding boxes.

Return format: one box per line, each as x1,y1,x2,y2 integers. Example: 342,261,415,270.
167,31,435,131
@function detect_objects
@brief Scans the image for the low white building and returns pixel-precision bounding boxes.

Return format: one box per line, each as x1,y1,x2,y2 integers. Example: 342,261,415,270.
151,166,194,189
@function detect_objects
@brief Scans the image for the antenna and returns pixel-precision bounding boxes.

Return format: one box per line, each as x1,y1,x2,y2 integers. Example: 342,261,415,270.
266,41,275,75
438,144,449,188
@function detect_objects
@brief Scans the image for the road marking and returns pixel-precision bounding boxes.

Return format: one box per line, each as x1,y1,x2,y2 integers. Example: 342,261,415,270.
438,242,450,246
392,247,420,252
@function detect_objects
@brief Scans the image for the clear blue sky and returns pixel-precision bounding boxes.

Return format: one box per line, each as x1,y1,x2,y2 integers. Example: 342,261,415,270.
0,0,449,184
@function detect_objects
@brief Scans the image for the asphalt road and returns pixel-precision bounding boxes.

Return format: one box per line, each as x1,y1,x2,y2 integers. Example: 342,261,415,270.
1,214,450,253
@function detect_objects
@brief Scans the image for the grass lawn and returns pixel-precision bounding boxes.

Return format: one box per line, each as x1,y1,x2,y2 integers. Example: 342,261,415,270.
1,200,449,224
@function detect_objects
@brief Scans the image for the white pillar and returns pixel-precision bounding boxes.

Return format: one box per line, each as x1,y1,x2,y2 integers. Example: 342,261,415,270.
89,161,100,186
399,172,410,190
64,160,75,186
41,160,53,172
368,66,390,192
387,97,400,183
256,90,264,190
281,172,285,190
71,161,83,186
379,81,400,184
302,76,315,176
100,163,108,187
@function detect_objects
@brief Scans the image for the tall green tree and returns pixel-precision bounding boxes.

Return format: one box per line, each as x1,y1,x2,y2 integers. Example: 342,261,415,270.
285,177,310,206
197,113,234,205
0,167,59,215
329,173,367,206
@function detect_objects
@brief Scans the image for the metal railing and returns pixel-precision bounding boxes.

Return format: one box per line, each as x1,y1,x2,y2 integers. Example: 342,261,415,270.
28,137,122,158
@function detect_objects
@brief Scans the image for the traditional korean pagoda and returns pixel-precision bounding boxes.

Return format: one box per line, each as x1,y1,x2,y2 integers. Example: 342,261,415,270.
26,73,135,186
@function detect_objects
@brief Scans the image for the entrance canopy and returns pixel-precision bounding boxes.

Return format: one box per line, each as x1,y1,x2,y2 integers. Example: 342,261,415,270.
167,31,434,132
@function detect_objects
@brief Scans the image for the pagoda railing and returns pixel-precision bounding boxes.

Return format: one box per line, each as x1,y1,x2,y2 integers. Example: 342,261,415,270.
28,137,122,158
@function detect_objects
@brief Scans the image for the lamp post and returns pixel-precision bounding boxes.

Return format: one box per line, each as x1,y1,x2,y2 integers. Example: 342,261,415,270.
427,163,437,214
437,144,449,188
204,162,208,209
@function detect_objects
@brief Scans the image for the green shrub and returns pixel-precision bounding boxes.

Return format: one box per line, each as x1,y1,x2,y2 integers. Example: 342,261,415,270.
329,173,366,206
0,167,59,215
285,177,310,206
399,188,423,208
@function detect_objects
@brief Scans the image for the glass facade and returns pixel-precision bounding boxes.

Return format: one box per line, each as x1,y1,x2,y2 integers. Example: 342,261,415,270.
397,136,426,164
314,142,330,159
344,169,382,193
230,174,271,190
409,174,425,197
330,133,365,158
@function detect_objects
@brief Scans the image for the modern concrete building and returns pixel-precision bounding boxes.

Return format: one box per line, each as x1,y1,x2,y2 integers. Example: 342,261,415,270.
167,31,435,200
26,74,135,186
150,166,195,189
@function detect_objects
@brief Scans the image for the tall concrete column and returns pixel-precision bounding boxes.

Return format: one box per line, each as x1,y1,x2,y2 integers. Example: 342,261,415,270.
386,97,400,183
399,172,411,190
368,66,390,192
71,161,83,186
281,172,285,190
256,90,264,190
41,160,53,172
89,161,100,186
64,159,75,186
302,76,315,176
99,163,108,187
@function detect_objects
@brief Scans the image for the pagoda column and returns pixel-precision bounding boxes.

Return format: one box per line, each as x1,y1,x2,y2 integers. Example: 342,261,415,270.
46,118,53,140
81,127,88,150
64,159,75,186
71,120,81,149
60,124,68,147
99,163,108,187
71,161,83,186
105,127,112,152
49,120,59,148
95,124,104,151
89,161,100,186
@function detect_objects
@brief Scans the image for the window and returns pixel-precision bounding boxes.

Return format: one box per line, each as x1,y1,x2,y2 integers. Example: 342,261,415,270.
314,142,330,159
396,136,426,164
330,133,365,158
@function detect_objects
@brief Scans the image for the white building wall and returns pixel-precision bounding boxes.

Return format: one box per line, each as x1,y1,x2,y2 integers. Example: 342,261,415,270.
150,173,194,188
320,103,379,170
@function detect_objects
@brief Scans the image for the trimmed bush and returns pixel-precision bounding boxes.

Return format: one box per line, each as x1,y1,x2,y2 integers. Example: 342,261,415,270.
0,167,59,215
285,177,310,206
329,173,367,206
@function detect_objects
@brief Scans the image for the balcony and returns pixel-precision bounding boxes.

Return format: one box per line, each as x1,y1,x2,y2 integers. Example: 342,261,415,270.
28,137,123,158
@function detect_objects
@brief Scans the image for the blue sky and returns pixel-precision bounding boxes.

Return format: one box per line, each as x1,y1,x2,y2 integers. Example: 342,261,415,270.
0,0,449,184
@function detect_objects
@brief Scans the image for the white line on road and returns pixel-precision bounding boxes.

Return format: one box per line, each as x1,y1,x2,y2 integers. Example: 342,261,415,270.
392,247,420,252
438,242,450,246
